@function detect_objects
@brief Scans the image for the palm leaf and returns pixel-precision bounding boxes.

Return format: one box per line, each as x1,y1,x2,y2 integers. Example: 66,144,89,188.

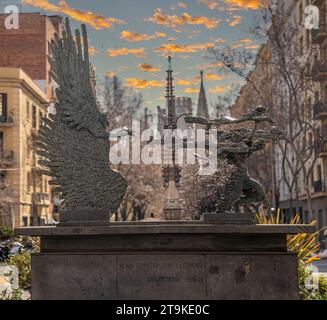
256,210,321,264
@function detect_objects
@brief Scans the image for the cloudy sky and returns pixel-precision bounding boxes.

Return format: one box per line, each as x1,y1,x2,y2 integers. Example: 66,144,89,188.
20,0,265,116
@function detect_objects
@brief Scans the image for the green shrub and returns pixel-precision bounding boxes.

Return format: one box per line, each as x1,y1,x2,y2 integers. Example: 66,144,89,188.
318,274,327,300
298,260,327,300
7,251,31,289
0,288,23,300
0,225,13,238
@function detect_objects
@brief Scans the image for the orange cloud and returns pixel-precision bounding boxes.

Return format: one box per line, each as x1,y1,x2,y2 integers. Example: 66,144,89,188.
199,0,218,10
22,0,125,29
155,42,215,54
107,47,145,57
176,79,193,86
120,30,166,42
190,61,225,71
178,73,223,85
205,73,224,80
224,0,263,9
230,38,259,50
185,88,199,93
244,44,260,50
106,71,116,78
229,15,242,26
209,85,228,93
88,47,97,56
178,2,187,8
171,2,187,9
210,37,226,43
238,37,253,43
125,78,163,89
147,8,220,30
138,63,161,72
155,31,167,37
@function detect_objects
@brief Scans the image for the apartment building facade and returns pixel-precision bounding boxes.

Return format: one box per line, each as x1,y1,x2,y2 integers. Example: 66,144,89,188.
0,67,50,227
273,0,327,227
0,12,62,100
310,0,327,228
229,0,327,229
0,13,63,226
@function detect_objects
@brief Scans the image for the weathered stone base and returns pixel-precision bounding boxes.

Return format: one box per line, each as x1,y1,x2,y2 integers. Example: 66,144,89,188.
15,222,314,300
203,212,256,224
31,252,298,300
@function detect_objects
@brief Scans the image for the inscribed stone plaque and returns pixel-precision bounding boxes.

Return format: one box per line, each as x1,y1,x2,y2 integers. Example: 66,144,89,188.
117,255,206,299
206,253,298,300
32,254,117,300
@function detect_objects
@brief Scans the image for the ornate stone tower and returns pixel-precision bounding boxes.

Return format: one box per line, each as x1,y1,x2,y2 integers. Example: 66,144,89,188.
161,56,182,220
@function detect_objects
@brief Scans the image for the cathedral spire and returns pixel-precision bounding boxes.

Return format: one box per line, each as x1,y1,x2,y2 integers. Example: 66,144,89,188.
197,70,209,119
165,55,176,129
200,70,204,88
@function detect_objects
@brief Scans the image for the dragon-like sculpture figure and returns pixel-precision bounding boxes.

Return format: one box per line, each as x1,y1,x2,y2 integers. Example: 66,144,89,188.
185,107,284,214
36,18,127,219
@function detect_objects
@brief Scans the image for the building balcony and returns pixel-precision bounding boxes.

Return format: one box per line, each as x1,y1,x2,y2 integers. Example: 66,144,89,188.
314,125,327,156
32,192,50,205
312,23,327,45
313,101,327,120
312,60,327,81
0,150,14,165
0,114,13,127
314,180,325,193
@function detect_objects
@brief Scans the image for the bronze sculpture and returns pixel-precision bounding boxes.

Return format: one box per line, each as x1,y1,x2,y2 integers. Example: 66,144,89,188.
36,18,127,223
185,107,284,214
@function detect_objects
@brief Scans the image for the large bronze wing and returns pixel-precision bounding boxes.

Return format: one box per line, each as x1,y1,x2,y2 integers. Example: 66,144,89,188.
36,18,127,213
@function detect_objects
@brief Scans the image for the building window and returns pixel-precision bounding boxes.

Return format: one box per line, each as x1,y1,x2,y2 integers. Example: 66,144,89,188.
22,217,28,227
39,111,43,127
309,132,313,150
317,164,322,181
32,105,36,128
318,210,324,231
27,172,32,192
44,178,48,193
0,132,4,153
26,101,30,120
310,169,314,187
0,93,8,122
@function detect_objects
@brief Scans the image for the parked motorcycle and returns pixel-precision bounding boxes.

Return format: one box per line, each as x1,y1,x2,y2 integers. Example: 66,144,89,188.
0,240,31,262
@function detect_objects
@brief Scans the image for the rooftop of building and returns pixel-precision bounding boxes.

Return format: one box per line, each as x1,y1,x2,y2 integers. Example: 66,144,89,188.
0,67,49,104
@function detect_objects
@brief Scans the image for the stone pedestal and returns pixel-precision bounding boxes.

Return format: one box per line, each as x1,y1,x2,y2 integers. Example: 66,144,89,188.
15,222,314,300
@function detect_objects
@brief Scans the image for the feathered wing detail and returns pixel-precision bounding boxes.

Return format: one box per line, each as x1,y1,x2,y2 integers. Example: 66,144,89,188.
37,18,127,213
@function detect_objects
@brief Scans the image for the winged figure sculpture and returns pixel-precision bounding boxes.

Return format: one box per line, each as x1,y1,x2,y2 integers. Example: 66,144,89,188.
36,18,127,220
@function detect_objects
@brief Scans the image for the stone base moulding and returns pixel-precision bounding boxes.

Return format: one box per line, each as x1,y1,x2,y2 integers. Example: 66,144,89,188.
15,222,315,300
203,212,256,225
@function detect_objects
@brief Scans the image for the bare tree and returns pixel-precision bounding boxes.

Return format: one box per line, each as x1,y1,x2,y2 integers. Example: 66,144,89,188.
102,75,164,221
209,4,326,219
